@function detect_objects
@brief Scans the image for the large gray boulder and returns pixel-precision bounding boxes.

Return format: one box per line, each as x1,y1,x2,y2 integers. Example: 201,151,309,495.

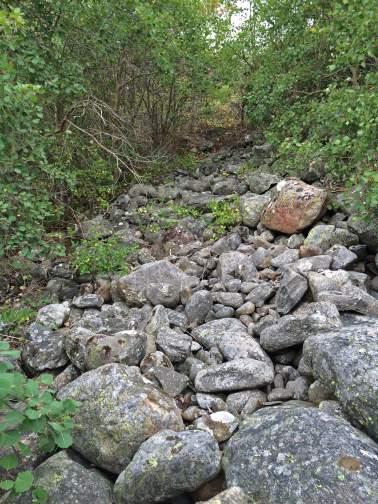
6,451,113,504
113,430,221,504
223,405,378,503
195,358,274,392
58,364,183,473
117,260,191,307
302,315,378,441
260,302,341,352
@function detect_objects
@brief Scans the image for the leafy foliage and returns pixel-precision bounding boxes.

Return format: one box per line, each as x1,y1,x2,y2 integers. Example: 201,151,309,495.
237,0,378,215
0,342,78,501
71,237,138,276
208,197,241,238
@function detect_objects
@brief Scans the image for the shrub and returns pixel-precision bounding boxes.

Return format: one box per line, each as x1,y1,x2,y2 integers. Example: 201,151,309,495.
0,342,78,501
71,236,138,276
208,198,241,238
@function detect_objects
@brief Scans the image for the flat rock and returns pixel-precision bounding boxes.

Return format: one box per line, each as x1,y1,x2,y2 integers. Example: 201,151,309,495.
303,315,378,441
223,406,378,503
58,364,183,473
304,224,358,252
113,430,221,504
195,358,274,392
261,178,327,234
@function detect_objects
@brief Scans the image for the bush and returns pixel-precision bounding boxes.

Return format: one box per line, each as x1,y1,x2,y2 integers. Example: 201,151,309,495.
239,0,378,216
71,236,138,276
0,342,78,501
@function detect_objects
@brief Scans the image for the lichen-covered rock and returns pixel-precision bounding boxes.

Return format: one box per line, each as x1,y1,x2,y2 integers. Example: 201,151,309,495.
84,330,147,369
22,323,68,372
223,406,378,503
117,260,190,307
195,358,274,392
260,302,341,352
6,451,113,504
35,303,70,329
113,430,221,504
192,318,270,363
156,327,192,362
57,364,183,473
72,293,104,309
261,178,327,234
347,215,378,251
304,224,358,252
240,194,271,228
303,315,378,441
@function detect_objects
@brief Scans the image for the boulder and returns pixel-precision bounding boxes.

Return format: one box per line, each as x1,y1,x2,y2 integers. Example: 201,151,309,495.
275,268,308,314
6,451,113,504
72,294,104,309
117,260,190,307
35,303,70,330
192,318,270,363
156,327,192,362
304,224,358,252
302,315,378,441
113,430,221,504
240,194,271,228
223,405,378,503
57,364,183,473
22,323,68,372
245,172,281,194
347,215,378,251
260,302,341,352
261,178,327,234
195,358,274,392
185,290,213,326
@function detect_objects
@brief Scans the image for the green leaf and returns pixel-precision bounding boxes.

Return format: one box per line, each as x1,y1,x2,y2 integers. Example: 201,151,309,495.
32,487,48,504
25,408,42,420
14,470,33,493
52,430,73,449
38,374,53,385
0,479,14,491
0,453,19,470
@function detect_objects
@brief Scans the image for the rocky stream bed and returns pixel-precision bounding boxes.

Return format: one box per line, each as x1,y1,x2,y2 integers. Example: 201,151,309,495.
2,144,378,503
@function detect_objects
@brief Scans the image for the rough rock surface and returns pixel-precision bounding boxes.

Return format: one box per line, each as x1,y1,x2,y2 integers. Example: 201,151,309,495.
261,178,327,234
303,315,378,441
117,260,190,307
7,451,113,504
113,429,221,504
195,358,274,392
224,406,378,503
58,364,183,473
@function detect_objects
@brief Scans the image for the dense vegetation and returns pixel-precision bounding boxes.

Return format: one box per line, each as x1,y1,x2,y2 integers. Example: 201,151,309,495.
1,0,377,257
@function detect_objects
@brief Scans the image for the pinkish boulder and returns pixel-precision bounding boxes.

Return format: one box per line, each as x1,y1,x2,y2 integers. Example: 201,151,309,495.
261,178,327,234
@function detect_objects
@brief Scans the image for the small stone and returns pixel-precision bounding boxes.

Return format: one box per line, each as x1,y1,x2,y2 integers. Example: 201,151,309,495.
212,292,244,308
275,268,308,314
236,302,255,316
186,290,213,327
193,411,239,442
195,486,252,504
196,393,228,412
72,294,104,309
267,388,294,401
22,323,68,372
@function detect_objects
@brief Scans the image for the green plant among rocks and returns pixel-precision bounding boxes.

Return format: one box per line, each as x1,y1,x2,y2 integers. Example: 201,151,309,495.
207,197,241,238
0,342,79,502
71,236,139,276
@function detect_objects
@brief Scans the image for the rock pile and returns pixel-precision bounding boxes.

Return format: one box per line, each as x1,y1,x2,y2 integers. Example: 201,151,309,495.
7,145,378,503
